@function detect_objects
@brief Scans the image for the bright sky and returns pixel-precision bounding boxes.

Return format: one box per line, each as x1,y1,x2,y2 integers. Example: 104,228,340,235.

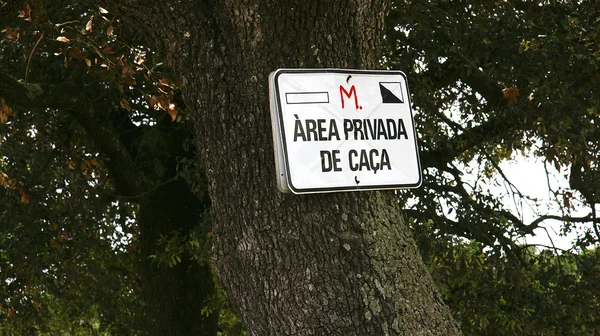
498,154,586,251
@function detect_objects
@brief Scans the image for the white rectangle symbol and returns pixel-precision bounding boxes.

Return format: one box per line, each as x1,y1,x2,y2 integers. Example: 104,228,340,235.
286,92,329,104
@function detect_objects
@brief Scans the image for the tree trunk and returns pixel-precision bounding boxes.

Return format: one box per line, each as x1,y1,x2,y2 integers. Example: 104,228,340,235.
99,0,461,334
138,179,217,336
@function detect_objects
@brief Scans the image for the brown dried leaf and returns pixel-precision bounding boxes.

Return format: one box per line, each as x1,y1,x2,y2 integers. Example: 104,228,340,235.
116,54,125,67
0,98,14,123
107,26,114,36
19,4,32,22
56,36,70,43
502,87,519,104
19,187,29,204
103,46,115,55
84,58,92,67
135,55,145,65
157,96,171,110
149,95,159,110
123,76,136,85
121,62,130,75
0,172,12,188
168,103,177,121
159,78,175,89
2,27,20,41
99,6,109,14
69,46,83,60
120,98,131,111
86,18,93,32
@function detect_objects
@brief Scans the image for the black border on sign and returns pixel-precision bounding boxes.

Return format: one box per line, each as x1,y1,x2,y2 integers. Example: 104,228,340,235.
273,69,422,194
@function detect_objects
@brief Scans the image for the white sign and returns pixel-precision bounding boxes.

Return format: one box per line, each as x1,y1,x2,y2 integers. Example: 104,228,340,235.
269,69,421,194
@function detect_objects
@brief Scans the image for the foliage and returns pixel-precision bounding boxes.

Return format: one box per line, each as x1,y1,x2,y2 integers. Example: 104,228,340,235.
387,1,600,334
0,0,194,334
0,1,145,334
0,88,143,333
204,283,247,336
0,0,246,333
2,0,600,334
416,220,600,335
387,0,600,248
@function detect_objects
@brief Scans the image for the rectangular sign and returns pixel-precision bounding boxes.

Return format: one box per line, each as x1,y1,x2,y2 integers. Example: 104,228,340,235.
269,69,422,194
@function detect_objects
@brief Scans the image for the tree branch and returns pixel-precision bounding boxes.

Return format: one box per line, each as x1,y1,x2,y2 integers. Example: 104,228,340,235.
0,68,148,197
420,114,517,170
0,68,71,108
419,57,526,168
528,213,600,227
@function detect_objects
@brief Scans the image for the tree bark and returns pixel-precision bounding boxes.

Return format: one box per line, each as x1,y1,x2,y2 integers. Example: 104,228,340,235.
97,0,461,334
138,179,217,336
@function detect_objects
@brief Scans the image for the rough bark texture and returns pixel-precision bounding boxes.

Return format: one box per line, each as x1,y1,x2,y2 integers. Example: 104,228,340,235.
98,0,462,335
138,180,217,336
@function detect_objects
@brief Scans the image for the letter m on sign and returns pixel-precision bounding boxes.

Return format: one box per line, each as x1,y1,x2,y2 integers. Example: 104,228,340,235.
339,85,361,110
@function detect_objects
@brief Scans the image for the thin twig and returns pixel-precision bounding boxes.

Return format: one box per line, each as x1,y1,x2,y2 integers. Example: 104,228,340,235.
25,30,45,85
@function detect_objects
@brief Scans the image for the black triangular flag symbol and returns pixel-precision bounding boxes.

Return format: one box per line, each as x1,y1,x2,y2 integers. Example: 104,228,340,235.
379,83,403,103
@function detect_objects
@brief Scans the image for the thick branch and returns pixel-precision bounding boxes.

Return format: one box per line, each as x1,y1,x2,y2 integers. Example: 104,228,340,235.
0,68,73,108
425,57,506,107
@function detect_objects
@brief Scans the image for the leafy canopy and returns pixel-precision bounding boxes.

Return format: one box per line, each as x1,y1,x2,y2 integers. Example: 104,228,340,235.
1,0,600,335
